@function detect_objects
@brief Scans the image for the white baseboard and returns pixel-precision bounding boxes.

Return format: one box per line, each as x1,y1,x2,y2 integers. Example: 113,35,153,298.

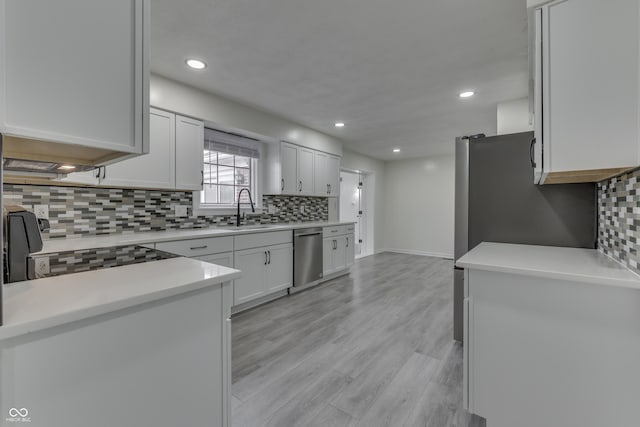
376,248,454,260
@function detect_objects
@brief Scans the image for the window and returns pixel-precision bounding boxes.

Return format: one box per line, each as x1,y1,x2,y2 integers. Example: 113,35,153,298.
201,150,256,205
195,127,262,212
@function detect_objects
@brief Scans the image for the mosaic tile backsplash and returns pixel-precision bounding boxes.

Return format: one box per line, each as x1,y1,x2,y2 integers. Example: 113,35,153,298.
33,246,178,278
3,184,329,240
598,167,640,274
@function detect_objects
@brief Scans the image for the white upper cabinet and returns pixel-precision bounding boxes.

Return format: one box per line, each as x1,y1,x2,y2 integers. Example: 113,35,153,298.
327,155,341,197
532,0,640,184
280,142,298,194
297,147,315,195
313,152,340,197
314,152,329,196
101,108,176,189
175,115,205,191
0,0,149,158
265,141,340,196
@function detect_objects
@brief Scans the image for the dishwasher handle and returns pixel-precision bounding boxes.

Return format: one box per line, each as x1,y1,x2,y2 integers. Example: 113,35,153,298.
295,232,322,237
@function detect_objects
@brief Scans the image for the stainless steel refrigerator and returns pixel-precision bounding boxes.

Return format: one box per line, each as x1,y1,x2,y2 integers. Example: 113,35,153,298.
453,131,596,342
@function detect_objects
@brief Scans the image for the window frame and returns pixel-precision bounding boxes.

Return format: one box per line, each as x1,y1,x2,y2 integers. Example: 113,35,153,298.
193,155,262,216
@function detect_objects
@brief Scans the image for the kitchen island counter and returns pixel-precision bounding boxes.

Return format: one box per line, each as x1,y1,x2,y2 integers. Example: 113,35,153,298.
0,257,240,340
456,242,640,290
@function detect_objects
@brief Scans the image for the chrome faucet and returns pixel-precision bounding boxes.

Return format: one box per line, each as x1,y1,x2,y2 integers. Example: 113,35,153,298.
236,188,255,226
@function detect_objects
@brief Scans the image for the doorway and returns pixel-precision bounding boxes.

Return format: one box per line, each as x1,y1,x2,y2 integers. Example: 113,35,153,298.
339,170,373,258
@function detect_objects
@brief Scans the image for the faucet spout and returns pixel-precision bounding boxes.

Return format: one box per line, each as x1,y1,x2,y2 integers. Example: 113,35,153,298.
237,188,256,227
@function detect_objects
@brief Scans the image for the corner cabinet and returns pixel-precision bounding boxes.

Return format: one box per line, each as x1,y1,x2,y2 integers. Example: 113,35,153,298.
99,108,176,189
0,0,149,158
264,141,340,197
531,0,640,184
60,109,204,191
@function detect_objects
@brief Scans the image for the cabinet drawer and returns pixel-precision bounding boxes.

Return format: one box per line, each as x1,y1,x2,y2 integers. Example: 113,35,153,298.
345,224,355,234
156,236,233,257
323,225,346,237
234,231,292,251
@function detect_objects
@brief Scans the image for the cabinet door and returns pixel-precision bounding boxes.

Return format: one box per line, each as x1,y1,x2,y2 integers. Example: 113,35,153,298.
1,0,149,154
194,252,234,268
280,142,298,194
233,248,267,305
345,233,355,268
327,155,341,197
533,8,543,184
314,152,329,196
101,108,176,189
334,236,347,271
265,244,293,293
543,0,639,173
175,115,204,190
297,147,315,195
323,238,335,275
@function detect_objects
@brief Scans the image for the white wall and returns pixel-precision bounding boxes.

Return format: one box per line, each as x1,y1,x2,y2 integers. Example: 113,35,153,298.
341,149,386,253
497,98,533,135
150,74,342,156
382,155,455,259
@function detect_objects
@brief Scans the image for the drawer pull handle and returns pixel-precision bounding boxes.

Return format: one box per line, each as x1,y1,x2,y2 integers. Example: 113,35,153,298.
190,245,208,250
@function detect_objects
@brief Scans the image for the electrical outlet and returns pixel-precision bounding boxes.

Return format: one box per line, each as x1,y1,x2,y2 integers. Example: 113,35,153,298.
34,204,49,219
268,204,277,214
35,256,50,276
174,205,188,217
299,205,305,214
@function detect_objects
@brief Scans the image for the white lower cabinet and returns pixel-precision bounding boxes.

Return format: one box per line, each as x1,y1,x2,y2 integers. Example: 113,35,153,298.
266,244,294,293
323,230,354,276
333,236,347,272
464,267,640,427
194,251,234,268
234,248,269,304
346,233,355,268
323,237,334,275
233,243,293,305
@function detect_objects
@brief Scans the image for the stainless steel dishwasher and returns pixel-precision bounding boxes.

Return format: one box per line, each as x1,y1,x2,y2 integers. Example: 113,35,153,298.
293,227,323,288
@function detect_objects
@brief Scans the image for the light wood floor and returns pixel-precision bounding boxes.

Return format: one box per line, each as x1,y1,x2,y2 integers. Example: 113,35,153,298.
231,252,485,427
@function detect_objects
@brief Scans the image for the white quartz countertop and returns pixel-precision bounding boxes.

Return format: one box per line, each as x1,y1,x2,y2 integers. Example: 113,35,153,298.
0,257,241,340
456,242,640,290
42,221,355,253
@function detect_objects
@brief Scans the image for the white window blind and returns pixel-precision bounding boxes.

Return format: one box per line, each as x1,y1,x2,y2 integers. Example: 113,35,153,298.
204,128,261,158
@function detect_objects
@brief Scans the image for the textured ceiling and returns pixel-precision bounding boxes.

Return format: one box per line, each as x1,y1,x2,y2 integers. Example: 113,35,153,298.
150,0,529,160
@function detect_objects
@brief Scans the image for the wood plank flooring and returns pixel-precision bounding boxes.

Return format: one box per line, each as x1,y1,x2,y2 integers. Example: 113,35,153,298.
232,252,485,427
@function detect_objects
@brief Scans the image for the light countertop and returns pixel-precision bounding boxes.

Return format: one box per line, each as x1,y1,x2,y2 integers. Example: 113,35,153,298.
456,242,640,290
0,257,241,340
42,221,356,253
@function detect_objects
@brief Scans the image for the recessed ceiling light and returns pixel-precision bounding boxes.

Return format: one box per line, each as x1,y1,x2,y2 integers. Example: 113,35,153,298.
393,148,401,153
335,122,345,128
185,59,207,70
459,91,475,98
58,165,76,171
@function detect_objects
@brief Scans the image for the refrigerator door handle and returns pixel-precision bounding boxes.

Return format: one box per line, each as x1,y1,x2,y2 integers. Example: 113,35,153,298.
529,138,536,169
